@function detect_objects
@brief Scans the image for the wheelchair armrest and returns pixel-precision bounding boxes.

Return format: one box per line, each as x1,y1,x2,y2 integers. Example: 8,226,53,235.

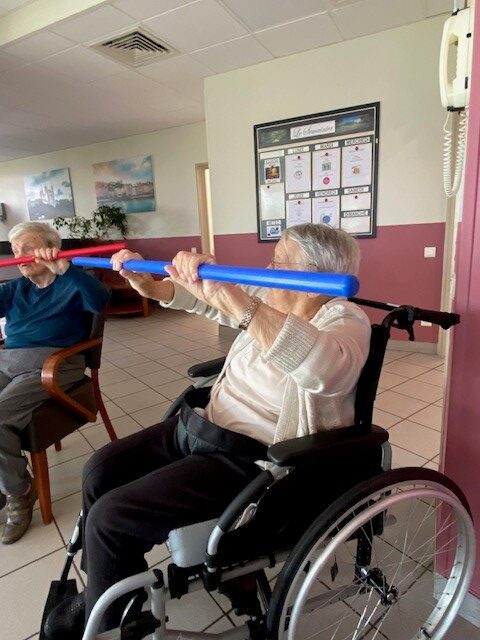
267,425,389,467
188,357,226,378
216,470,275,534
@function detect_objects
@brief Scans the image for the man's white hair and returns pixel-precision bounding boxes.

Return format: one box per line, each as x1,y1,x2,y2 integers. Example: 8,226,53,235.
283,223,361,275
8,222,62,248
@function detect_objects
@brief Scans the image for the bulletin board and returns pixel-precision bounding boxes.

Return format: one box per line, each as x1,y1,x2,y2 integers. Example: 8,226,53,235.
254,102,380,241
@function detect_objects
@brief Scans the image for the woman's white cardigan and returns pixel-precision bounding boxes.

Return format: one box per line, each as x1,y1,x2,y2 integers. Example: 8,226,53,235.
161,285,371,445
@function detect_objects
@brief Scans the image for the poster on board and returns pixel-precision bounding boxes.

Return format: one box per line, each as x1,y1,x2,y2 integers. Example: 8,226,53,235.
254,103,380,241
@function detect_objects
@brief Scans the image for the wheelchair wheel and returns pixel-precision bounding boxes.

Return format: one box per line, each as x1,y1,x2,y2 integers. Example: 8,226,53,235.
268,468,475,640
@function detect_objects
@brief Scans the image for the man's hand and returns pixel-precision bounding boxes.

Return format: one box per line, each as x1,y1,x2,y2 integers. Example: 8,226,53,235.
34,247,69,275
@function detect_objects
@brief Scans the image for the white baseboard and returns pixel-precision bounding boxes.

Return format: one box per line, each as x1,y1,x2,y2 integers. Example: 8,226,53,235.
435,574,480,628
387,339,437,354
218,331,438,354
459,590,480,628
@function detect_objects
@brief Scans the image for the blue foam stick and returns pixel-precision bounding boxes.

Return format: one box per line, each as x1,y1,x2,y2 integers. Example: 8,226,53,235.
72,257,360,297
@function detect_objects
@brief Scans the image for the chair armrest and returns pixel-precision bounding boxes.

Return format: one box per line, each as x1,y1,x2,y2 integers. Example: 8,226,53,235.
188,357,226,378
41,338,102,422
267,425,389,467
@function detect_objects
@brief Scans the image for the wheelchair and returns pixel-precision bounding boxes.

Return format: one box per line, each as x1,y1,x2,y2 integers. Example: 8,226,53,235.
40,299,476,640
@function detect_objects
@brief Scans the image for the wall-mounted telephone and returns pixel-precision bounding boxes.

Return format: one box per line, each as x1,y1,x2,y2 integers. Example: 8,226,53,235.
439,5,473,197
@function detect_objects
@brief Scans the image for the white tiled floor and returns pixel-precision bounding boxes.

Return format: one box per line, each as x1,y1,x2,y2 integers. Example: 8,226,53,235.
0,307,477,640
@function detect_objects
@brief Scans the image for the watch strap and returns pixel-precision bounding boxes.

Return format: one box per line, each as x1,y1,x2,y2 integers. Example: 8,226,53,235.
238,296,262,331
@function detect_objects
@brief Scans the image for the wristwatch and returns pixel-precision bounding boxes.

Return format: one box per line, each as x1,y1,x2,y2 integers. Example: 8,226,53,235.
238,296,262,331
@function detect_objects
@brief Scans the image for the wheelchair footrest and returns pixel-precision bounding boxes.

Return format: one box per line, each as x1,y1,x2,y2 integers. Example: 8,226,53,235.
39,579,79,640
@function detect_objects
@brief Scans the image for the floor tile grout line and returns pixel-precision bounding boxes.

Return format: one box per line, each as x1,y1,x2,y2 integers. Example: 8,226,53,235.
376,386,443,405
389,442,430,462
45,445,94,470
391,417,443,433
0,545,65,582
374,396,445,426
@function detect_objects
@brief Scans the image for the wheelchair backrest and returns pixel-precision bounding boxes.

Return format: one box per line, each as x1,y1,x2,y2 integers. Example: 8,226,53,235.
354,323,390,429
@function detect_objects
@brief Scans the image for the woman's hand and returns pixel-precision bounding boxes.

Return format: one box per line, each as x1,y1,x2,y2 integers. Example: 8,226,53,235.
110,249,157,298
165,251,227,306
34,247,69,275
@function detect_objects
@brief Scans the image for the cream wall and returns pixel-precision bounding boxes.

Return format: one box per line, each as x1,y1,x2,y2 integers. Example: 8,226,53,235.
0,121,207,241
205,16,447,235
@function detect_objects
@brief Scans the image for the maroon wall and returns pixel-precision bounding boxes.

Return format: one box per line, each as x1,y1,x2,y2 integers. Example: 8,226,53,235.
213,223,445,343
127,222,445,343
443,1,480,599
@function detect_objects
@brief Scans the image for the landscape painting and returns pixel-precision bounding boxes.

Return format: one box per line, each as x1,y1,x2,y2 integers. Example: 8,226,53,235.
24,168,75,220
93,155,156,213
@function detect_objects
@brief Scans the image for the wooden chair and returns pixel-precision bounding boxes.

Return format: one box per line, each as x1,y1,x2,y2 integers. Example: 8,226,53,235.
17,313,117,524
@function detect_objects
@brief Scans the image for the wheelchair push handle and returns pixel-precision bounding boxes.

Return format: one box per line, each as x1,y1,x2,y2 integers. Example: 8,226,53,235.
414,307,460,330
350,297,460,330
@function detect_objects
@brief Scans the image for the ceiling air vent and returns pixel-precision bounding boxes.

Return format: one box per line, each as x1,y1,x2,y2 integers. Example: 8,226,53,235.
92,28,177,68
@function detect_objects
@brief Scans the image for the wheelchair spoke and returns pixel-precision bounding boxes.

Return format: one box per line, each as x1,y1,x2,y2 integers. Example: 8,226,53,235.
352,588,375,640
273,471,475,640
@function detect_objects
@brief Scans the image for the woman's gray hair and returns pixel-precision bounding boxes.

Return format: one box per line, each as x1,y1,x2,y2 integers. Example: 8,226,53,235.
283,223,361,275
8,222,62,248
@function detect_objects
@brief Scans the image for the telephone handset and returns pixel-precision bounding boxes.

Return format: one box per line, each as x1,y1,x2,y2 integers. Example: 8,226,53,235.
439,7,471,109
439,6,473,197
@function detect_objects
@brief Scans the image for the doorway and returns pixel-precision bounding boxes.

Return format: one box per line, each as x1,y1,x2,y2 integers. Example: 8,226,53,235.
195,163,215,255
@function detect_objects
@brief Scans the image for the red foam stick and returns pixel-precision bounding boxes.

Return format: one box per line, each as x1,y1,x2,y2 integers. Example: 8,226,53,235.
0,241,127,268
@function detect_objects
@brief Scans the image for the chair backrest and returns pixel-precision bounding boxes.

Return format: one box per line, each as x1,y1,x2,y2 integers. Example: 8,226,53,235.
354,324,390,429
84,312,105,370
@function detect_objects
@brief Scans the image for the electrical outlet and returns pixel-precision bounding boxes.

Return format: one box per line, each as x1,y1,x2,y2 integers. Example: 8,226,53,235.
424,247,436,258
421,321,433,327
191,247,197,253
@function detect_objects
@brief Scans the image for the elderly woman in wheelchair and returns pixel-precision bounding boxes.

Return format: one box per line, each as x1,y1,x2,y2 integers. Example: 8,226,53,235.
43,223,475,640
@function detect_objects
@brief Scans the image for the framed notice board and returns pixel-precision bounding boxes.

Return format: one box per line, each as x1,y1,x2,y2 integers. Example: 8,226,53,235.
254,102,380,241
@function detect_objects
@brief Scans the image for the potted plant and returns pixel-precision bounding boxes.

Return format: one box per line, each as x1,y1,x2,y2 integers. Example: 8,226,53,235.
53,204,128,242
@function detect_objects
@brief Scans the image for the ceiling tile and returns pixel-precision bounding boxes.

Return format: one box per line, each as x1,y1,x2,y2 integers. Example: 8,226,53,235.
255,12,342,57
0,81,32,108
192,36,273,73
160,103,205,127
0,64,77,104
3,31,74,62
425,0,453,17
0,106,73,130
18,83,140,128
90,70,200,112
0,0,31,10
324,0,366,7
331,0,425,40
144,0,247,53
36,46,126,83
0,50,23,72
222,0,330,31
137,54,213,102
51,5,136,44
112,0,194,21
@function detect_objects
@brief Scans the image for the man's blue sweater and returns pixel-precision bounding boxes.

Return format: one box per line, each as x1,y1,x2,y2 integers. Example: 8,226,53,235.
0,266,111,349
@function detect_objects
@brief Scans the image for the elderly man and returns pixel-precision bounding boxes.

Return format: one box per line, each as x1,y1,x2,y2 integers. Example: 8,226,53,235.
46,223,372,639
0,222,110,544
